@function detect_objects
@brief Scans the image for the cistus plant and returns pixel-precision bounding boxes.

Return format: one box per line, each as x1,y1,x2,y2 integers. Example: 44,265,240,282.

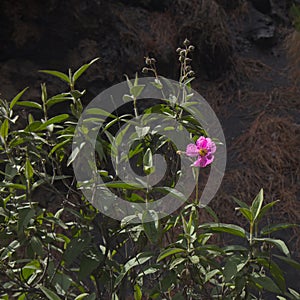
0,40,299,300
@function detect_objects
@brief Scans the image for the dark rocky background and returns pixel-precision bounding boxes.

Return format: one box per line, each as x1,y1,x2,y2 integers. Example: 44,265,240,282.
0,0,299,292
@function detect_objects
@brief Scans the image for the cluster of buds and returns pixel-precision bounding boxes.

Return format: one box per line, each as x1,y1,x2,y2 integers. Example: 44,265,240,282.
177,39,195,82
142,56,158,77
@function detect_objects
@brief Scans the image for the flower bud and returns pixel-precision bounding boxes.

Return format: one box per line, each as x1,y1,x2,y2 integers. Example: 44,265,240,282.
188,70,195,76
185,58,192,63
145,57,151,65
180,50,186,57
179,56,185,63
176,47,182,53
188,45,195,51
183,38,190,46
150,58,156,64
142,67,149,73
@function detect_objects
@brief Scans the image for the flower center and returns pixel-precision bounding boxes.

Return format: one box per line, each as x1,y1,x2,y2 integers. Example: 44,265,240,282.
199,148,208,157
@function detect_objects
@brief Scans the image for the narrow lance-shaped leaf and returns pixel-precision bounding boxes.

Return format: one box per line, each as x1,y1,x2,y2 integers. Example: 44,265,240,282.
0,119,9,141
199,223,247,239
37,114,69,130
25,158,34,180
39,70,70,84
157,248,186,262
10,87,29,109
143,148,155,175
251,188,264,222
254,237,290,257
17,101,43,110
39,286,61,300
256,200,280,222
72,57,100,83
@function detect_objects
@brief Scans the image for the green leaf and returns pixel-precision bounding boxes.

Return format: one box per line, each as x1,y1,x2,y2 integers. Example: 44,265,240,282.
237,207,253,222
0,182,26,190
78,251,102,280
70,89,85,99
123,94,133,102
169,257,186,270
74,294,90,300
18,207,35,233
103,181,143,189
204,269,221,283
288,288,300,299
124,74,133,89
134,284,142,300
63,237,89,266
157,248,186,262
49,139,71,156
10,87,29,109
261,223,298,235
24,121,43,132
21,260,41,281
25,158,34,180
75,293,96,300
17,101,42,110
52,273,72,295
223,256,247,282
232,196,249,209
142,210,161,244
143,148,155,175
257,257,285,291
39,70,70,84
0,240,20,260
40,286,61,300
37,114,69,130
0,119,9,141
72,58,100,83
46,94,73,109
257,200,280,222
41,83,47,103
85,107,115,118
135,126,150,138
114,252,152,288
251,274,281,294
199,223,247,238
130,85,145,98
254,238,290,257
251,188,264,222
30,236,44,256
274,255,300,270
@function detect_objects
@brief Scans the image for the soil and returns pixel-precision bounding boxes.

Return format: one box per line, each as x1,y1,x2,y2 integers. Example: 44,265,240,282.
0,0,299,294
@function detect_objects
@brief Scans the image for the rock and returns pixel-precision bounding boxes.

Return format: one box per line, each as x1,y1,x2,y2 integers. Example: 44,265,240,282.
247,7,276,47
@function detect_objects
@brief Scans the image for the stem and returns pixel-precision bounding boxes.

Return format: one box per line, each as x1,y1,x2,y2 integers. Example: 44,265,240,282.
133,96,139,119
195,167,199,205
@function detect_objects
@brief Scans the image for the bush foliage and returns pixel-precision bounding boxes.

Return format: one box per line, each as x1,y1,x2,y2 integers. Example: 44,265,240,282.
0,42,299,300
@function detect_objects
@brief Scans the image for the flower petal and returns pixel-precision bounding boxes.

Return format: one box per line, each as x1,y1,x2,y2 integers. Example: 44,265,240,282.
193,157,204,167
196,136,207,149
186,144,199,157
205,154,214,166
206,138,216,153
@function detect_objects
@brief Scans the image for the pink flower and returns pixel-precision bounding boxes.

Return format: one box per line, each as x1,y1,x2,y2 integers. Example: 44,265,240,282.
186,136,216,167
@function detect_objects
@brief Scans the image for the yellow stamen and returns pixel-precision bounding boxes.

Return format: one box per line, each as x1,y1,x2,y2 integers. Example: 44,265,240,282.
199,149,207,157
